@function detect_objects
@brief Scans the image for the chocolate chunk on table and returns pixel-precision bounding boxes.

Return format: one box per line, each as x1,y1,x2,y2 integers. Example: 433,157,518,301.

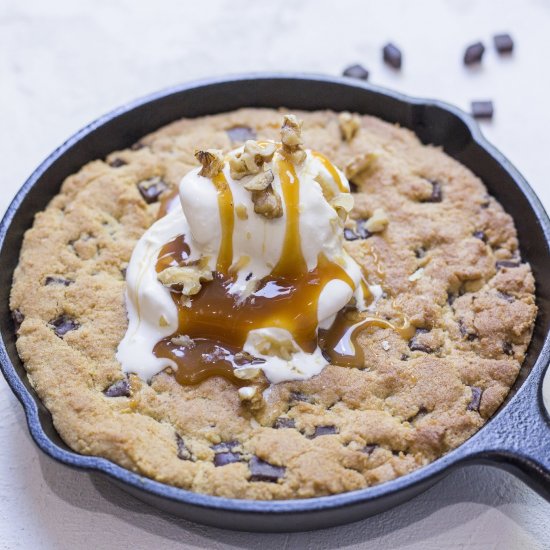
382,43,402,69
471,101,494,120
249,456,285,482
464,42,485,65
494,33,514,54
342,64,369,80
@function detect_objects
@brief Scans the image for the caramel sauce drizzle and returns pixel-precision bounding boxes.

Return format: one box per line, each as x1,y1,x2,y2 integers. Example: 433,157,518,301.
212,171,235,273
312,151,348,194
151,149,412,387
320,310,415,368
272,157,306,276
153,236,354,385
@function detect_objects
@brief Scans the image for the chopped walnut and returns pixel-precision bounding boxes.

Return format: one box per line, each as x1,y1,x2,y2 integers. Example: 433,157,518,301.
238,386,257,401
229,141,276,180
338,112,361,142
235,204,248,220
281,114,306,164
171,334,195,348
157,264,213,295
330,193,354,221
364,208,389,232
243,169,274,191
344,152,378,179
251,187,283,219
195,149,224,178
234,366,262,380
408,267,424,282
253,334,299,361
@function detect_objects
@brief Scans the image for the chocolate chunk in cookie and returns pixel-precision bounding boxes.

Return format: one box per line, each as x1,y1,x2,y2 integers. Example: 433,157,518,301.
421,179,443,203
44,276,74,286
290,391,314,404
310,425,338,438
408,328,433,353
249,456,285,482
473,230,487,243
49,315,80,338
176,434,193,461
226,126,257,143
497,291,514,303
273,417,295,429
363,444,377,455
502,341,514,356
103,377,131,397
109,158,127,168
344,219,372,241
467,386,483,412
459,320,478,341
344,228,359,241
415,247,427,259
213,441,242,466
214,452,242,467
11,309,24,332
137,177,168,204
496,259,520,269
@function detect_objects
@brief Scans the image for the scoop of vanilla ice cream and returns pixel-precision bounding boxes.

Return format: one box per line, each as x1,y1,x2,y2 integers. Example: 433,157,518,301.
117,145,370,383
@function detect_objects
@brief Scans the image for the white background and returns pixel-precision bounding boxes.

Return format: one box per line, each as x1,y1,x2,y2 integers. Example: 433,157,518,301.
1,0,549,548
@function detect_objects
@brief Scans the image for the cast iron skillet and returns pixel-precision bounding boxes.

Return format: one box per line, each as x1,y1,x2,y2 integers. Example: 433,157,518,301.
1,74,549,532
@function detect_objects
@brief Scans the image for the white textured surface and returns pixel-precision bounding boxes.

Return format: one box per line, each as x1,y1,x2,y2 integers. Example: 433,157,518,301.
1,0,549,548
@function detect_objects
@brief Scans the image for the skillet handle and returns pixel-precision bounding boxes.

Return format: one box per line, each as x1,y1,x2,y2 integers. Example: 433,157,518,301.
474,369,550,501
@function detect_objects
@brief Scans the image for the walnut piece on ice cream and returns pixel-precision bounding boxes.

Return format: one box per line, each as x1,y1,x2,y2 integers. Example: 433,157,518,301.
251,186,283,219
229,141,276,180
157,264,213,295
195,149,224,178
281,114,306,164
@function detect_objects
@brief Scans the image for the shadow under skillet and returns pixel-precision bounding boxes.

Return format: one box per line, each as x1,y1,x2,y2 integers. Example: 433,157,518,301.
15,385,543,550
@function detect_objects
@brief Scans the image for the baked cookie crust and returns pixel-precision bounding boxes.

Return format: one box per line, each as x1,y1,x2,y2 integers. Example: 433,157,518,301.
10,108,536,499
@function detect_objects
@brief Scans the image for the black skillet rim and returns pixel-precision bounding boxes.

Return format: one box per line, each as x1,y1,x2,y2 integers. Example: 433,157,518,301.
1,73,549,516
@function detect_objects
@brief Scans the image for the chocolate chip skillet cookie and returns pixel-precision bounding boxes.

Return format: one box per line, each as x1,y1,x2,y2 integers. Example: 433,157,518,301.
10,108,536,499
